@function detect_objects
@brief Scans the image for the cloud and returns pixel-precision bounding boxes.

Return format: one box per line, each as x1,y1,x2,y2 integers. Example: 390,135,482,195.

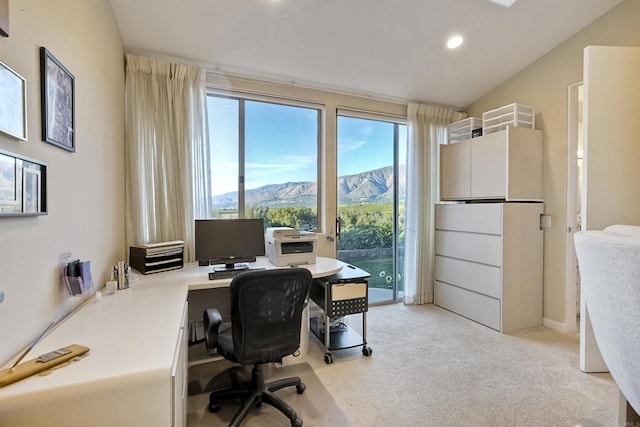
246,155,316,173
338,139,367,154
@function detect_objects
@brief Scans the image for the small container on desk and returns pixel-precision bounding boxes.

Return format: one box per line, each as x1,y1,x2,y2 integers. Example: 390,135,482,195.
129,240,184,274
309,264,373,364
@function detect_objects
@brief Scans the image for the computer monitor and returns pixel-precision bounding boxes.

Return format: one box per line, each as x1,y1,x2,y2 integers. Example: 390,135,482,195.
194,218,266,272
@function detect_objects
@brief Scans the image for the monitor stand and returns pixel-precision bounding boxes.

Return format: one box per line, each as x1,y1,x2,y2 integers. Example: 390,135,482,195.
213,263,250,273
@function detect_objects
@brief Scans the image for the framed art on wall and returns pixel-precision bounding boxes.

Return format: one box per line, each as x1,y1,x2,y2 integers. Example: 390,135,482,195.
40,47,75,152
0,60,27,140
0,0,8,38
0,148,48,216
0,152,18,208
22,168,41,213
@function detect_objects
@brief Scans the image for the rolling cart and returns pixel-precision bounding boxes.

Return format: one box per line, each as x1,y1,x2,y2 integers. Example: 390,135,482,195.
309,263,373,364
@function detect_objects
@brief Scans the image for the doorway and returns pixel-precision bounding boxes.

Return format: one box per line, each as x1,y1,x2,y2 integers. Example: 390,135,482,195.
565,82,583,333
335,113,407,304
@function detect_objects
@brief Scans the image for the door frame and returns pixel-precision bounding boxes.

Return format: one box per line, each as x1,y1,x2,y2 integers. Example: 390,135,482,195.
564,81,582,333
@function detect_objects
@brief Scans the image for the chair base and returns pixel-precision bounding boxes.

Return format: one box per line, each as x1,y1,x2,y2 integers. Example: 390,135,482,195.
209,363,306,427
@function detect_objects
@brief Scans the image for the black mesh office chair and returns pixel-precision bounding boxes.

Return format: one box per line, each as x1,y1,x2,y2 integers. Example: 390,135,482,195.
203,268,312,427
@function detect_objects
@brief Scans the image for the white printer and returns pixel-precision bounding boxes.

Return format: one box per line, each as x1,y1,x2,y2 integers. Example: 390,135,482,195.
265,227,317,267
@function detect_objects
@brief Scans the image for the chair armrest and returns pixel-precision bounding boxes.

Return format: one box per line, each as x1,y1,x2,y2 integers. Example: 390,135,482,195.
203,308,223,356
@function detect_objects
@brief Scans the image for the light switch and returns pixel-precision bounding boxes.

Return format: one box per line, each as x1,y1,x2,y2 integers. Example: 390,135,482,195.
540,214,552,229
0,290,4,304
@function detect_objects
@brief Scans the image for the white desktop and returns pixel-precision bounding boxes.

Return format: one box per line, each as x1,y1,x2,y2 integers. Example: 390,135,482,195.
0,257,343,427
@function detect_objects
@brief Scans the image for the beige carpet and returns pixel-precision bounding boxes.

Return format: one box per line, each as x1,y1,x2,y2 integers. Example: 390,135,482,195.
302,303,619,427
187,303,620,426
187,360,351,427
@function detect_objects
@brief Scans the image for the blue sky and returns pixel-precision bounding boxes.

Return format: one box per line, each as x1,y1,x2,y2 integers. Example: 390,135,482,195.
207,96,406,195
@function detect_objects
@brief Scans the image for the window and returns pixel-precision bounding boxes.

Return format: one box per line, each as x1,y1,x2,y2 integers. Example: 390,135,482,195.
206,94,320,230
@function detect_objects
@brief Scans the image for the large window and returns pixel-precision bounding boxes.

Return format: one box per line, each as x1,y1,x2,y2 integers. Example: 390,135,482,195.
206,95,320,230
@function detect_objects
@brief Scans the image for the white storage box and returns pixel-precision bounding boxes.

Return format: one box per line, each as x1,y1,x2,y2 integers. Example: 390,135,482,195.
447,117,482,143
482,103,535,135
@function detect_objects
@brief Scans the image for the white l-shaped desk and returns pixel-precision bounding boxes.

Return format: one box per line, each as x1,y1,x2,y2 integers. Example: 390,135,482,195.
0,257,343,427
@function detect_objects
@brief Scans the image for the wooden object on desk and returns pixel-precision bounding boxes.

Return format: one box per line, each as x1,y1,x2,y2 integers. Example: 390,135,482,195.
0,344,90,387
130,240,184,274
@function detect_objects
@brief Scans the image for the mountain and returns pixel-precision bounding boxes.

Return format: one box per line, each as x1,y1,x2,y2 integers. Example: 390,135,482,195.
211,165,406,209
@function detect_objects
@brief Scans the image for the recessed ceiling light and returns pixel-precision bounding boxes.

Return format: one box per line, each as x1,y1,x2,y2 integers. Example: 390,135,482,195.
486,0,519,7
447,36,463,49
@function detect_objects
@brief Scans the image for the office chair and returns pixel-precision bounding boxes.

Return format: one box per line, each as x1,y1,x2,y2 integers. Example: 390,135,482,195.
203,268,312,427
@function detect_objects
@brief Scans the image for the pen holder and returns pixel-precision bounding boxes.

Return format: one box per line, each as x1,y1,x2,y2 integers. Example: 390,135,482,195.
112,261,130,290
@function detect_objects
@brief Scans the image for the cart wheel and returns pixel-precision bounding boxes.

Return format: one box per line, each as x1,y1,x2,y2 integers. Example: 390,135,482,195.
324,353,334,364
362,346,373,357
292,416,303,427
296,383,306,394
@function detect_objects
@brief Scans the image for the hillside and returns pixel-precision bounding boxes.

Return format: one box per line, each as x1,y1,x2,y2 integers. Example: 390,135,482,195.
212,165,406,209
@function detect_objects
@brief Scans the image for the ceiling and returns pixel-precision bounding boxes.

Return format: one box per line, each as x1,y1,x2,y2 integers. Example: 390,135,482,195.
109,0,623,108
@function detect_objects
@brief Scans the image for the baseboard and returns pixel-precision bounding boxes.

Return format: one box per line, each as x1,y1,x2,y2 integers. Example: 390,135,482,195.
542,317,574,333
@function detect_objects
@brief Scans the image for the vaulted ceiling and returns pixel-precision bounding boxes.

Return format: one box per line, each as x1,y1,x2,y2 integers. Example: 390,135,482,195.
109,0,624,108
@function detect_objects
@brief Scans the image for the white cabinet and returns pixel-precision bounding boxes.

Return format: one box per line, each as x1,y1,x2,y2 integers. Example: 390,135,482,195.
172,302,188,427
440,126,543,201
434,203,543,333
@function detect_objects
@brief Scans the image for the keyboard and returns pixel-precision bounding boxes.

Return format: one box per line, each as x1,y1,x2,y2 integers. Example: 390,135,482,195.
208,268,266,281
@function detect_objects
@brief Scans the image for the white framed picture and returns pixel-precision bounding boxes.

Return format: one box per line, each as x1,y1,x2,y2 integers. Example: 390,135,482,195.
0,152,18,208
0,60,28,141
22,168,41,213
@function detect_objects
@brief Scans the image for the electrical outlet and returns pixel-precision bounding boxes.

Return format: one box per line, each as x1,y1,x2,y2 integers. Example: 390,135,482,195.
540,214,552,229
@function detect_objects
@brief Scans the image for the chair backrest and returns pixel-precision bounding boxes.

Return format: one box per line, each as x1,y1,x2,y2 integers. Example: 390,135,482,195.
229,268,312,365
574,228,640,414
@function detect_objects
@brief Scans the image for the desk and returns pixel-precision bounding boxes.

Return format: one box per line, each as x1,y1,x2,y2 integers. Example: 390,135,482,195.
0,257,343,427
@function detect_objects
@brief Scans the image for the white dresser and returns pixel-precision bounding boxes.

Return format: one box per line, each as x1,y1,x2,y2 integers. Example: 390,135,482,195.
434,202,543,333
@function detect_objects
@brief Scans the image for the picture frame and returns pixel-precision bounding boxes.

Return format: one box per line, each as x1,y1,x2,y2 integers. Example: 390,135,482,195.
22,167,41,213
0,0,8,38
40,47,75,152
0,152,18,208
0,148,47,216
0,60,27,140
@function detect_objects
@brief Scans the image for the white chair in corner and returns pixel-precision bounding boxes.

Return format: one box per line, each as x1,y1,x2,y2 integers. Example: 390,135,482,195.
573,225,640,420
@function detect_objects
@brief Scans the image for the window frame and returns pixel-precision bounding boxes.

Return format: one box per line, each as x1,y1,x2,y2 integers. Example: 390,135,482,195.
206,90,324,230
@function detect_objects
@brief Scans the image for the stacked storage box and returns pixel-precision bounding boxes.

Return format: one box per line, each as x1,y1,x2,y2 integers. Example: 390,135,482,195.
447,117,483,143
482,103,534,135
129,240,184,274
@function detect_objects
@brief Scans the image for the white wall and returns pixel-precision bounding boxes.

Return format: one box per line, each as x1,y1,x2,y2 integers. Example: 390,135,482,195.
0,0,124,363
466,0,640,327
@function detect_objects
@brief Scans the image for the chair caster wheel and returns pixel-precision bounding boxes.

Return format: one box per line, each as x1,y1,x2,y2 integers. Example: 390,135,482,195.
362,346,373,357
296,383,306,394
208,401,220,413
324,353,333,364
291,416,303,427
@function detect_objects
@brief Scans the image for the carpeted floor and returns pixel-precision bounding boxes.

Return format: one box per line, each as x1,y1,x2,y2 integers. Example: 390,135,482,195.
187,360,351,427
303,303,619,427
188,303,620,427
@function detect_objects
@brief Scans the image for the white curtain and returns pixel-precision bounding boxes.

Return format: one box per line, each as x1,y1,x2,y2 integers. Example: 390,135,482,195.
125,54,211,262
403,104,465,304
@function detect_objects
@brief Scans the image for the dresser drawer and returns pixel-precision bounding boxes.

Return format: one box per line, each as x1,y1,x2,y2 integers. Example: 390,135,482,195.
435,255,501,299
435,203,503,234
435,281,501,331
435,230,502,267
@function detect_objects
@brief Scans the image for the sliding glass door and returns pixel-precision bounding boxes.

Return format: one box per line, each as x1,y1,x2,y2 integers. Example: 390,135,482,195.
336,114,406,304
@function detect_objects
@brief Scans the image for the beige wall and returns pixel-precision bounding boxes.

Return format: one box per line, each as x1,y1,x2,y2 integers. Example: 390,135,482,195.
0,0,124,363
466,0,640,327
